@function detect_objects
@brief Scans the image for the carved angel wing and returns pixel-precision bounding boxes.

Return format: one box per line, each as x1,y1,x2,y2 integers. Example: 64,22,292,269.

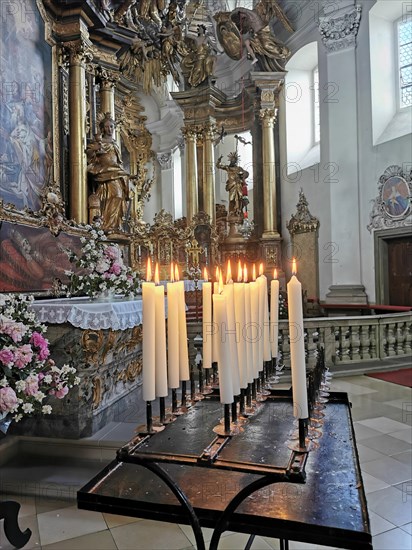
255,0,294,33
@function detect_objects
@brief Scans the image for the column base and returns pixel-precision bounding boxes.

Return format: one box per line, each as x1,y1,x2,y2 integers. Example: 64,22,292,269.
261,231,281,240
325,285,368,304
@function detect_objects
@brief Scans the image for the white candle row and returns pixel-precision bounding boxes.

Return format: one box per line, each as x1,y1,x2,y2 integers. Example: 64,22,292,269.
142,261,189,402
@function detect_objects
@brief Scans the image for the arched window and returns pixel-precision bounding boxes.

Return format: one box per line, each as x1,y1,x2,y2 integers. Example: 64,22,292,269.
397,15,412,108
284,42,320,175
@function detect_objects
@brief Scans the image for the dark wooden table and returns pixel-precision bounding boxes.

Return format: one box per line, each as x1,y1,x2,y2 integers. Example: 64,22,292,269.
78,390,372,550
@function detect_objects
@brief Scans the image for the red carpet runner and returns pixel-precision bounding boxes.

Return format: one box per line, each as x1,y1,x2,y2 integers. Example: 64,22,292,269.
366,368,412,388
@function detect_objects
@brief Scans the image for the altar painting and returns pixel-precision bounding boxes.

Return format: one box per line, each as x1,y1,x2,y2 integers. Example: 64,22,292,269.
0,222,82,292
0,0,52,211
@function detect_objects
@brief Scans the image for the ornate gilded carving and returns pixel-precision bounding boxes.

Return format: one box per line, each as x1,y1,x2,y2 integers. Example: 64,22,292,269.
81,330,105,365
287,190,320,235
92,376,102,407
214,1,293,72
259,108,277,122
319,5,362,53
261,90,275,103
117,358,143,383
62,40,93,66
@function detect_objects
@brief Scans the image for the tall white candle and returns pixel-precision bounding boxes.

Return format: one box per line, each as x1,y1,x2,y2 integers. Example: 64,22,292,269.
213,290,234,404
223,282,241,396
177,269,190,381
234,279,247,390
287,259,308,419
154,264,168,397
244,281,253,384
249,279,259,380
142,259,156,402
202,268,213,370
259,267,271,363
270,269,279,359
167,266,180,389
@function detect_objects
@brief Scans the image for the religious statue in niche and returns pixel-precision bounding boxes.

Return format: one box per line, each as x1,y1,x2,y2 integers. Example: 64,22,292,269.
86,113,131,232
214,0,294,71
216,152,249,220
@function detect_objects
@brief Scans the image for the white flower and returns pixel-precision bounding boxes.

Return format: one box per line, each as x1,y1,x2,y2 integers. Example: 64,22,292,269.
0,378,8,387
43,374,52,384
34,391,46,402
74,377,81,385
14,414,23,423
22,403,34,414
42,405,52,414
15,380,27,392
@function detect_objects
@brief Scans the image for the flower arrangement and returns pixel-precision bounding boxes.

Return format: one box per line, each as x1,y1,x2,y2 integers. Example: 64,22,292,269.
0,294,80,423
65,224,140,299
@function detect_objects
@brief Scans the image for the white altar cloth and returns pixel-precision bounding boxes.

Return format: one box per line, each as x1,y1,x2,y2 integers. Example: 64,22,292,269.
30,297,145,331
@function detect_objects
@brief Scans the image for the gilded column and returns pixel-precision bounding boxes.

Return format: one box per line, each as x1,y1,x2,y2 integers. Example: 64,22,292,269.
182,126,198,222
202,123,216,226
65,40,92,224
260,107,279,239
98,68,118,118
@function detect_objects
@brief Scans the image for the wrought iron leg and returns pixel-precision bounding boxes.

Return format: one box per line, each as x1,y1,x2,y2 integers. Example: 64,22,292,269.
209,475,288,550
132,460,205,550
0,501,32,549
280,538,289,550
244,533,255,550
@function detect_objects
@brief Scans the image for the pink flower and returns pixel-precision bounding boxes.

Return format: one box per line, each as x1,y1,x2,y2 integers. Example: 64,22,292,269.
24,375,39,396
0,348,14,366
30,332,48,349
110,262,122,276
13,344,33,369
55,386,69,399
38,346,50,361
0,316,27,343
38,372,45,382
0,387,18,412
104,245,119,260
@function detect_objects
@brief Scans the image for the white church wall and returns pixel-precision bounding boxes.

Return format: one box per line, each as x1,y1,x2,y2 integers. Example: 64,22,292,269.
280,0,411,303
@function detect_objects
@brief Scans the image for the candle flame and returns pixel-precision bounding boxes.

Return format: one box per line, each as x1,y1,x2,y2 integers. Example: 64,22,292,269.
154,262,160,285
170,262,174,283
218,270,224,294
174,264,180,281
292,258,297,276
237,261,242,282
226,259,232,284
215,265,220,281
259,262,264,276
243,264,248,283
252,263,256,281
203,267,208,282
146,257,152,282
273,268,278,280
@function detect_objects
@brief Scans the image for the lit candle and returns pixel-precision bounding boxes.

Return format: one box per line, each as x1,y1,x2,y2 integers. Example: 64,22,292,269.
202,268,212,370
287,259,308,419
257,264,265,371
213,272,234,404
234,261,247,389
167,263,179,389
142,258,156,402
176,265,190,381
259,263,271,363
270,269,279,359
243,265,253,384
154,263,168,397
212,266,220,363
250,265,259,380
223,261,240,396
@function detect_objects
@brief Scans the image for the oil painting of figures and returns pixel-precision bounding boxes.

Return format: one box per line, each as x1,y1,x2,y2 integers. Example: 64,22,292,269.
0,0,52,211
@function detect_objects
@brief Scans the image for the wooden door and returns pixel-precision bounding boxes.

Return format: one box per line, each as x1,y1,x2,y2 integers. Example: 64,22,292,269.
388,237,412,305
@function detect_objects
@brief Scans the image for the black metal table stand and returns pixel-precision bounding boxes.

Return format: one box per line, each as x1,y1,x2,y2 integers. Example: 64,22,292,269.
0,501,31,549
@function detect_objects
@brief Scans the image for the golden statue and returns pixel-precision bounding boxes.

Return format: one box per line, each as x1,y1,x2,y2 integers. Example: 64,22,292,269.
214,0,293,71
86,113,130,231
181,25,218,88
216,152,249,218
